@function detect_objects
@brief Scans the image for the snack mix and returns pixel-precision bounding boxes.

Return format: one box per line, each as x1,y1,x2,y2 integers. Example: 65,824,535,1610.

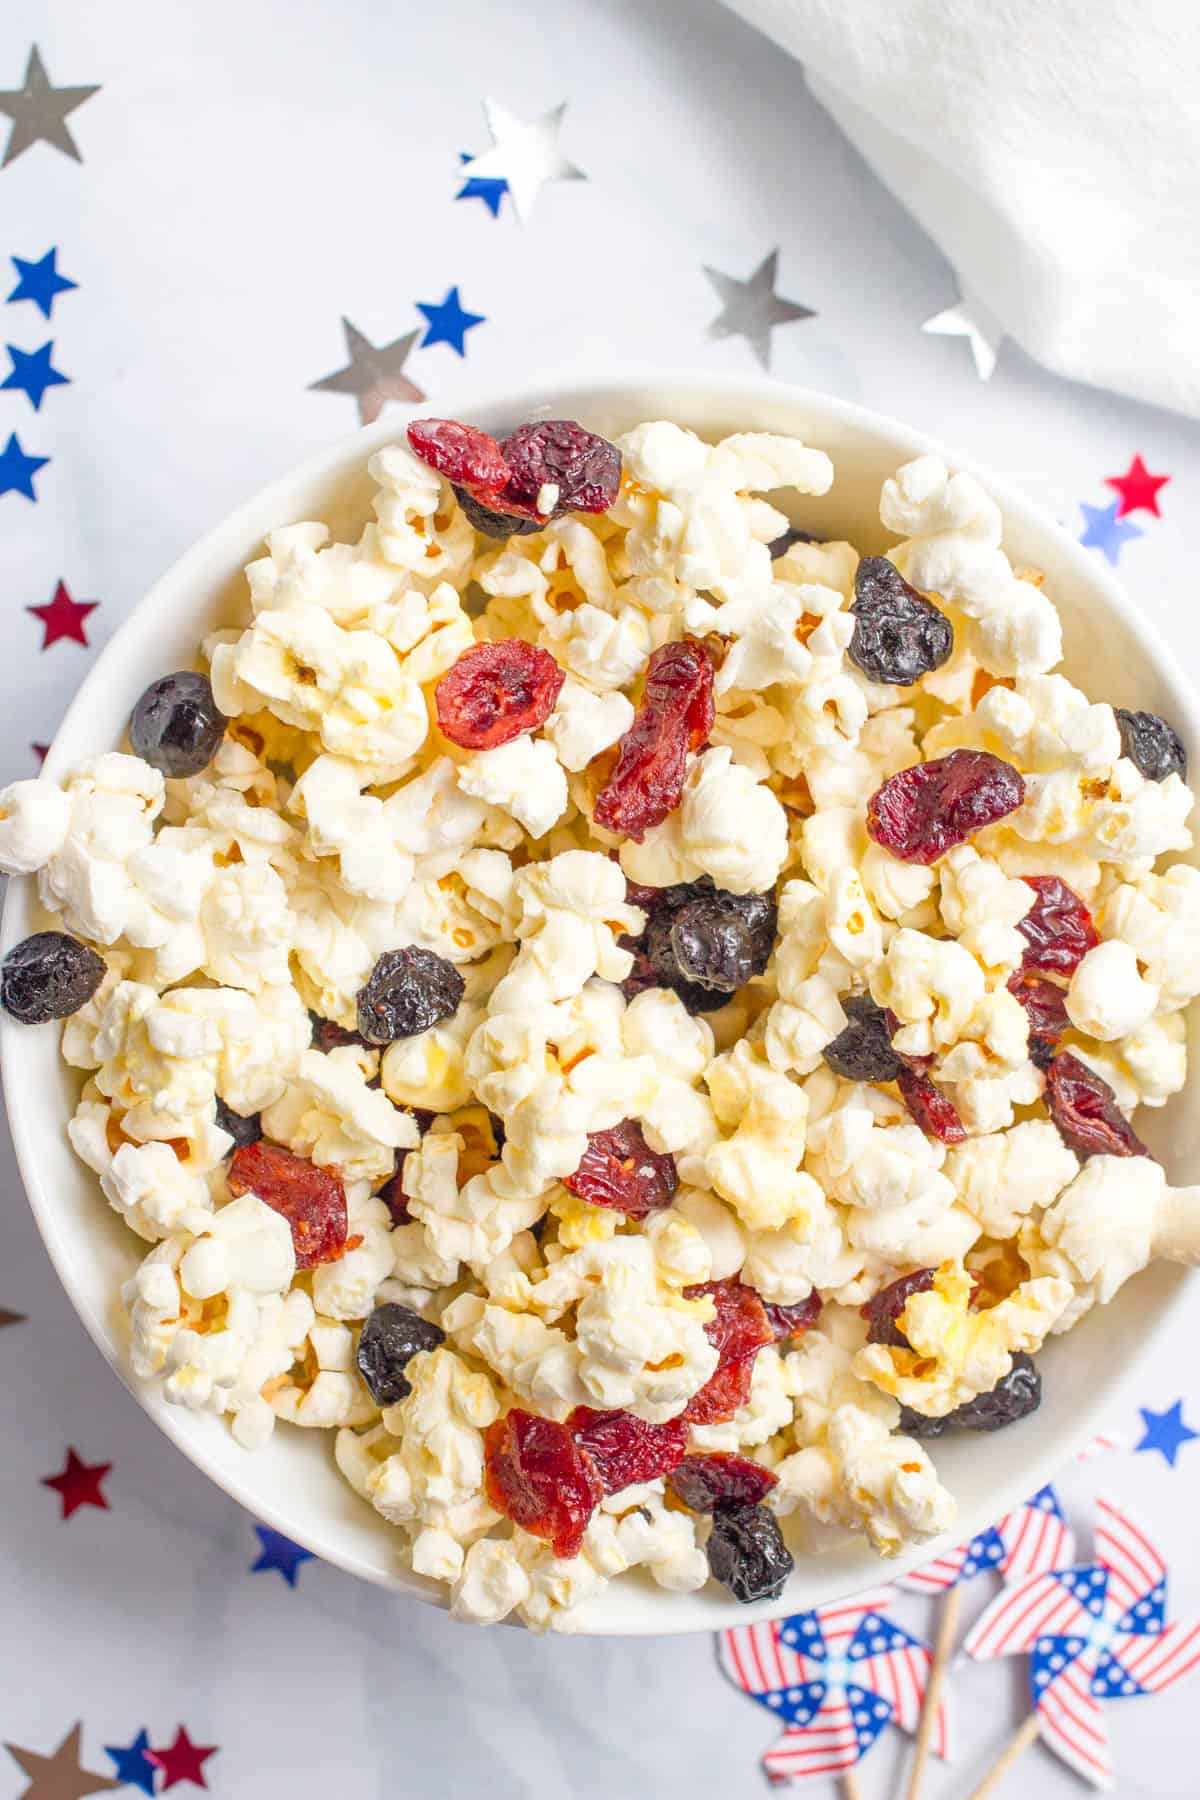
4,414,1200,1630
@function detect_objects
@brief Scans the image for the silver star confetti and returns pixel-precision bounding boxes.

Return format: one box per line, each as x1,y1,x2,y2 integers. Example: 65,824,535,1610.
703,250,815,370
922,286,1005,381
0,45,100,170
309,318,426,426
461,100,585,223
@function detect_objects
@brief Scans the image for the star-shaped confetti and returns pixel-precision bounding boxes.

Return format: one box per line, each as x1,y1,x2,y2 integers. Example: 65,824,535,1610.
0,46,100,170
0,431,49,501
1106,453,1171,519
40,1447,111,1518
308,317,425,427
146,1728,217,1793
703,250,815,371
9,248,77,319
1135,1400,1200,1468
250,1524,315,1586
3,340,69,410
32,743,49,765
922,286,1005,380
27,580,98,650
1079,497,1144,566
416,285,486,357
460,100,585,223
0,1306,26,1326
102,1733,156,1797
455,150,507,218
4,1725,120,1800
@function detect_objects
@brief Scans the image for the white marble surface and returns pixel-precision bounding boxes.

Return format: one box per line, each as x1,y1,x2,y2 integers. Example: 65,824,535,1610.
2,0,1200,1794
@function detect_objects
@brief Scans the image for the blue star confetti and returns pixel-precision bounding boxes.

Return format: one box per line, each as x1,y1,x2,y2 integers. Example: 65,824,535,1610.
251,1524,315,1587
1136,1399,1200,1468
1079,498,1144,565
0,431,48,500
8,246,76,317
455,150,507,218
416,285,486,357
104,1728,158,1795
3,339,69,409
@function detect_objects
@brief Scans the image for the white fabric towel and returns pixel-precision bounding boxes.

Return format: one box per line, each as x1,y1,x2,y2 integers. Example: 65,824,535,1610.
723,0,1200,417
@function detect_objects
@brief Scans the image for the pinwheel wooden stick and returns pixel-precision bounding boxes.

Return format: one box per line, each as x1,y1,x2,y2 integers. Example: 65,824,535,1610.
966,1714,1040,1799
903,1585,961,1800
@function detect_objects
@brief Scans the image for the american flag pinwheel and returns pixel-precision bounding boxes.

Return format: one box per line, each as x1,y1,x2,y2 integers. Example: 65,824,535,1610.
900,1483,1075,1594
718,1586,948,1784
964,1497,1200,1789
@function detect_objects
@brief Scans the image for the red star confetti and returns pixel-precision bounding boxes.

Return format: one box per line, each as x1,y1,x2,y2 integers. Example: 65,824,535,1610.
40,1447,111,1519
32,742,49,765
146,1728,217,1792
0,1306,26,1327
3,1723,120,1799
1105,453,1171,519
27,579,98,649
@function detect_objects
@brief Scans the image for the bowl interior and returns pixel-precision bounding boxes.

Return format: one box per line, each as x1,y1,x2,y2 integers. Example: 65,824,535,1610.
2,372,1195,1635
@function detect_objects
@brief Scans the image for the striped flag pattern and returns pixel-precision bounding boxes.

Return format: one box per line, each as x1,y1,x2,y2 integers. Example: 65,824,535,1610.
964,1498,1200,1790
901,1484,1074,1594
719,1586,948,1784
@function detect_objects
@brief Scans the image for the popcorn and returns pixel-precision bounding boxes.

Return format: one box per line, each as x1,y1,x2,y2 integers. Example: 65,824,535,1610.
0,776,70,873
262,1046,419,1186
68,1097,217,1241
1098,865,1200,1012
704,1040,822,1231
871,928,985,1058
772,1404,956,1555
268,1317,377,1429
620,747,789,896
544,676,634,771
945,1119,1079,1239
1066,939,1160,1041
456,736,569,840
937,845,1033,975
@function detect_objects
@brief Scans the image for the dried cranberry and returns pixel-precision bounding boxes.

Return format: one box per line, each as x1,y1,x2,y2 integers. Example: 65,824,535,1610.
483,1409,602,1558
593,640,715,841
378,1150,414,1224
501,420,622,516
562,1119,678,1218
356,947,464,1043
1018,876,1099,977
356,1303,445,1405
309,1012,366,1053
228,1142,348,1268
621,877,776,1013
1007,969,1070,1061
435,639,565,751
861,1268,935,1347
898,1067,967,1143
867,750,1025,864
1044,1050,1149,1159
682,1278,774,1425
1115,707,1187,782
406,419,514,508
822,995,903,1082
763,1294,822,1341
706,1503,793,1604
567,1407,688,1494
848,557,954,687
682,1357,759,1426
667,1453,778,1513
214,1097,262,1150
0,931,105,1024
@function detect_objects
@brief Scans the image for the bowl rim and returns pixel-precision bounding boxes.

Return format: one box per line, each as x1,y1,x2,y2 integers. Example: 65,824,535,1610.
3,365,1196,1635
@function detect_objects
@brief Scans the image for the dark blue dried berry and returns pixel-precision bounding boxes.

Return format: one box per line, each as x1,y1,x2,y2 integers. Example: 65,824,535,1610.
214,1096,262,1149
849,557,954,687
899,1353,1041,1436
622,878,777,1013
454,484,543,539
309,1011,366,1053
1,931,105,1023
1115,707,1187,782
356,947,465,1044
706,1503,793,1604
822,995,903,1082
129,671,225,777
356,1303,445,1405
768,526,820,558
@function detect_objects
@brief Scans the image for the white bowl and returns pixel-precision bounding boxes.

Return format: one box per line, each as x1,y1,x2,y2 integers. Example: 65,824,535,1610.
3,371,1197,1636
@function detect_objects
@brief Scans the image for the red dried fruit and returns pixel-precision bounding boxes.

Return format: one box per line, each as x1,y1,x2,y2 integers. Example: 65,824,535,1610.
406,418,515,507
483,1409,602,1558
563,1118,679,1218
666,1452,778,1513
1018,876,1099,977
501,420,622,515
1044,1050,1149,1159
867,750,1025,864
593,640,715,841
898,1067,967,1144
763,1294,823,1341
682,1356,759,1426
567,1407,688,1494
681,1278,775,1424
1007,969,1071,1066
861,1268,936,1347
435,639,565,751
227,1142,348,1269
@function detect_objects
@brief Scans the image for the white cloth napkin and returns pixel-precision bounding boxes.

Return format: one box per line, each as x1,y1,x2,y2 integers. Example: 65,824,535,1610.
723,0,1200,417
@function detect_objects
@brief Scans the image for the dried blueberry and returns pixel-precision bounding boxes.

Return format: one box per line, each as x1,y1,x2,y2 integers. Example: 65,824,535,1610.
129,671,225,777
822,995,903,1082
667,1453,777,1513
452,483,543,539
1115,707,1187,782
896,1405,948,1439
356,947,465,1044
623,878,777,1013
356,1303,445,1405
901,1354,1042,1436
214,1096,262,1150
705,1503,794,1604
309,1011,366,1053
768,526,820,558
1,931,105,1024
849,557,954,687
